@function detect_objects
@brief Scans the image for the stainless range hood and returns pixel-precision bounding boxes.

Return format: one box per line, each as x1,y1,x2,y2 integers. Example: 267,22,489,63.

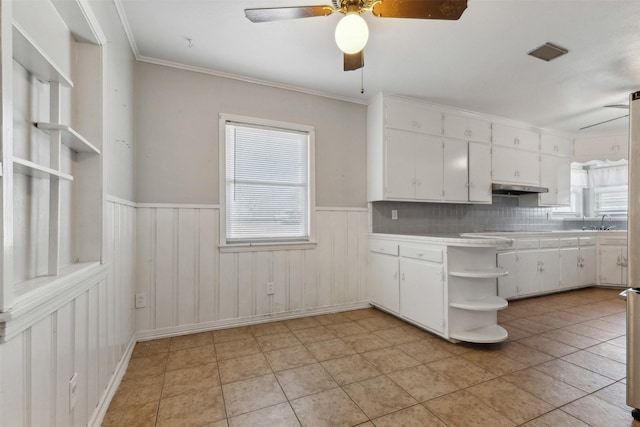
491,183,549,195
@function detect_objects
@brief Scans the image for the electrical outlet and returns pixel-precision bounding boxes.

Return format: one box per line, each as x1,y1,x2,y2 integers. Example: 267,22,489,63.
391,210,398,220
135,293,147,308
69,372,78,411
266,282,275,295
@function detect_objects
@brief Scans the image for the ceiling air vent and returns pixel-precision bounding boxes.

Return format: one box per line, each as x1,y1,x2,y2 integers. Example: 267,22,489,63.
527,42,568,62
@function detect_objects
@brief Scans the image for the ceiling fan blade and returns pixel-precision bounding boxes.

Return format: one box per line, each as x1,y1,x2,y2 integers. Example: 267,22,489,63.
579,114,629,131
372,0,467,20
344,50,364,71
604,104,630,109
245,6,334,23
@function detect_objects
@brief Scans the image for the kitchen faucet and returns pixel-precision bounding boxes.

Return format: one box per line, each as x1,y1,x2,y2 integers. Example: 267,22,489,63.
600,214,612,230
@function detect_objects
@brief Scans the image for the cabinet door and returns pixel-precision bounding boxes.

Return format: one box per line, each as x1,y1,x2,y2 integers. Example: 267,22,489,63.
516,150,541,186
385,98,442,136
539,249,561,293
491,146,520,183
556,157,571,205
560,247,580,289
443,138,468,202
443,113,491,144
517,251,541,297
468,142,492,203
541,133,571,157
385,129,417,199
400,258,445,333
599,246,623,285
539,154,559,205
415,134,444,200
497,252,518,299
369,251,399,313
579,246,597,287
493,123,539,152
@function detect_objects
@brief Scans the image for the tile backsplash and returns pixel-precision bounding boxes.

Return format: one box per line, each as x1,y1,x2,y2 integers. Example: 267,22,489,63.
371,198,627,234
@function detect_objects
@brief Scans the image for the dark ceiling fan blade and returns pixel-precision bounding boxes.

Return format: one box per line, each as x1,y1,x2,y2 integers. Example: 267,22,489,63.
372,0,467,20
245,6,334,23
344,50,364,71
579,114,629,131
604,104,630,109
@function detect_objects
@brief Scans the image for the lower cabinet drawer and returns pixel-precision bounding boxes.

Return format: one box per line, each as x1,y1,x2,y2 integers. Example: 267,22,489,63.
559,238,579,247
369,240,399,256
400,245,443,263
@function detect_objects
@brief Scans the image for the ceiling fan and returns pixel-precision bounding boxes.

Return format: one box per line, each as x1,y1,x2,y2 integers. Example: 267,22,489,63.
579,104,630,131
245,0,468,71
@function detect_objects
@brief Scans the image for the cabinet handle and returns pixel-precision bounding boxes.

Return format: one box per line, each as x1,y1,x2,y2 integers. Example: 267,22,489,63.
417,180,422,186
411,178,416,185
411,120,421,128
623,256,628,267
514,137,520,145
416,253,424,257
393,271,397,279
616,255,621,266
401,273,405,281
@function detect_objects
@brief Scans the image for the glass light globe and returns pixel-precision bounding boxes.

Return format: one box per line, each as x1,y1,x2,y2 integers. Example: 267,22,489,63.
334,13,369,54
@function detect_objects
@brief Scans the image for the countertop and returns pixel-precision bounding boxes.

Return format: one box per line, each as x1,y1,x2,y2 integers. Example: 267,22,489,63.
369,229,627,247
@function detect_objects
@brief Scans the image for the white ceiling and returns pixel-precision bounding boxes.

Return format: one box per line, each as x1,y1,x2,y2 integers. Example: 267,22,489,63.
116,0,640,133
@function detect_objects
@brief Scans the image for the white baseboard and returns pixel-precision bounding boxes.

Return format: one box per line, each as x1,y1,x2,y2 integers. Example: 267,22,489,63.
88,335,137,427
136,301,372,341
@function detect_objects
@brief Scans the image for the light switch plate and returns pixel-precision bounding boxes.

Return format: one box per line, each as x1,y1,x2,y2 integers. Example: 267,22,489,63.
392,210,398,220
135,293,147,308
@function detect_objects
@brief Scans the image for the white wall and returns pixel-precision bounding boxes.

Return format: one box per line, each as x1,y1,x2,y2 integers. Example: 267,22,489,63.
134,62,368,208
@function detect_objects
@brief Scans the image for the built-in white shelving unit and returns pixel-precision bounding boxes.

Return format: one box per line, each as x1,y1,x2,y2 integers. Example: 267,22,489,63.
449,295,508,311
449,267,507,278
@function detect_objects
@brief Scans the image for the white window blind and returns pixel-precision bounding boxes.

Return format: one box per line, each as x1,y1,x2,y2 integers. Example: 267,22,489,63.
225,121,310,243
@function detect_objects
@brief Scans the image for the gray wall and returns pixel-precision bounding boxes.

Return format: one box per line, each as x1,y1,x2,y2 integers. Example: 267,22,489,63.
134,62,367,206
372,198,627,234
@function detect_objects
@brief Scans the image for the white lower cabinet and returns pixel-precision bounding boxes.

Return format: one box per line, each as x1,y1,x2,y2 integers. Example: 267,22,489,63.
400,258,445,334
599,245,628,286
369,236,507,343
497,234,601,300
368,241,400,313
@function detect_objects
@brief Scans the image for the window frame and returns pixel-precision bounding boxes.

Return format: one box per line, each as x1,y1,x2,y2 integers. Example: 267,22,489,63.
218,113,316,252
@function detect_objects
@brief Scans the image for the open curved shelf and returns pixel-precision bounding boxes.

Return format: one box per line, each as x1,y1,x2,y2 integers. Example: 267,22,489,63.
449,324,508,343
36,123,100,154
449,267,508,278
449,295,508,311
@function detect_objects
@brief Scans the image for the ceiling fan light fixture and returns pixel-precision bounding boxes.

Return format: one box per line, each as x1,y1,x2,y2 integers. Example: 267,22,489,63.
335,13,369,54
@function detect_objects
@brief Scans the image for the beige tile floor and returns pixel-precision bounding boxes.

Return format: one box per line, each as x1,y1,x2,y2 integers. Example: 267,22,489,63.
103,287,640,427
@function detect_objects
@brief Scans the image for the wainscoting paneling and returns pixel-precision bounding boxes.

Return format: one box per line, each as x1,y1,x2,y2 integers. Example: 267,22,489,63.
135,207,369,333
0,200,136,427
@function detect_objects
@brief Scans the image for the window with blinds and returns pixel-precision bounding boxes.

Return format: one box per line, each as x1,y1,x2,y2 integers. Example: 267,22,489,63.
224,120,311,243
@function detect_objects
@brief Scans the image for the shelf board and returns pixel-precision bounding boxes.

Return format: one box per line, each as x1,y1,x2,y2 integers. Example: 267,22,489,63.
12,23,73,87
13,157,73,181
450,324,508,343
36,123,100,154
449,267,508,278
449,295,508,311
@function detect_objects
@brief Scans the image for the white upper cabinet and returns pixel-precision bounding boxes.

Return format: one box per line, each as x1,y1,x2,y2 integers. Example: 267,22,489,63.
468,142,492,203
384,129,444,201
443,113,492,143
573,132,629,162
492,123,540,152
385,97,442,135
541,133,571,157
491,146,540,186
443,138,470,202
538,154,570,206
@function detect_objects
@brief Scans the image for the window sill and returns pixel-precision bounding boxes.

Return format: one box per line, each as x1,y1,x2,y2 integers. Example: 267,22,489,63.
219,241,317,253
